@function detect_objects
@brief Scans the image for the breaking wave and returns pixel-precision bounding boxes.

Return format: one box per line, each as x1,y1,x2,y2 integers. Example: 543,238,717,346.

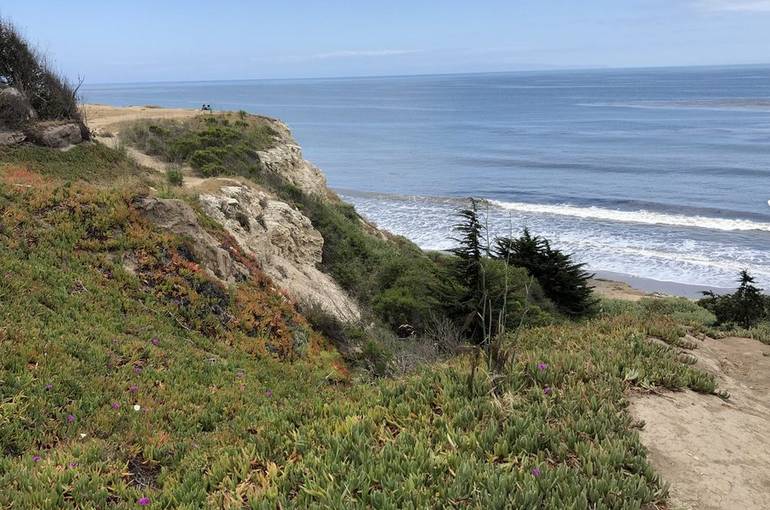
488,200,770,232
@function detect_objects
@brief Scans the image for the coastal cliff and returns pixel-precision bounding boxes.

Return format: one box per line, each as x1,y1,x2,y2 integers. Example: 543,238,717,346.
85,105,362,322
2,104,769,509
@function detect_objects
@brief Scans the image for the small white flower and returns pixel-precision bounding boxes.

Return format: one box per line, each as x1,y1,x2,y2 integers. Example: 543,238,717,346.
79,433,87,439
133,404,141,412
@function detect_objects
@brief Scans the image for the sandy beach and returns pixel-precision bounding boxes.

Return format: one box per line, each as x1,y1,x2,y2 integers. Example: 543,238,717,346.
591,270,735,300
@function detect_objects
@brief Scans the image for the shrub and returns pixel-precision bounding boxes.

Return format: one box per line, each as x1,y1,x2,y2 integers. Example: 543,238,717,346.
494,228,596,316
300,300,352,350
372,255,446,330
281,187,454,333
638,296,716,328
166,168,184,186
698,270,768,328
121,115,276,178
0,18,85,130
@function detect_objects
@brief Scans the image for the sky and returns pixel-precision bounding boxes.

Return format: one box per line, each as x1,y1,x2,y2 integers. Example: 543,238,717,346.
1,0,769,84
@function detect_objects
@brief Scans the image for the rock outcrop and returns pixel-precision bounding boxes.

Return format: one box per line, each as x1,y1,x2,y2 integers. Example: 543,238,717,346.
36,122,83,148
83,105,365,323
257,119,334,199
132,196,249,284
0,86,84,148
0,130,25,146
199,182,361,322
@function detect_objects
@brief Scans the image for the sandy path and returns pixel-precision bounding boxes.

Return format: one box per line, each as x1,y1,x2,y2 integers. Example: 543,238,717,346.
82,104,211,188
631,335,770,509
82,104,201,133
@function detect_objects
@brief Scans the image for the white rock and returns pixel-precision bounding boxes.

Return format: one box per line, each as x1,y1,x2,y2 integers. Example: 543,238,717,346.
199,183,361,322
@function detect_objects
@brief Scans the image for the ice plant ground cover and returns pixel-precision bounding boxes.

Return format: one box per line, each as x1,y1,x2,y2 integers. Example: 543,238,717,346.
0,145,718,508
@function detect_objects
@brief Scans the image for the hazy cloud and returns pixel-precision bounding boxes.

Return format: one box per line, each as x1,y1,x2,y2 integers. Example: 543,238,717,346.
311,49,422,60
699,0,770,11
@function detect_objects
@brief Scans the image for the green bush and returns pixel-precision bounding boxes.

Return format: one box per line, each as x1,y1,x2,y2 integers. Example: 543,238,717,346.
279,187,454,333
698,271,768,328
494,228,597,316
0,17,85,131
166,168,183,186
638,297,716,327
372,255,446,329
121,114,276,179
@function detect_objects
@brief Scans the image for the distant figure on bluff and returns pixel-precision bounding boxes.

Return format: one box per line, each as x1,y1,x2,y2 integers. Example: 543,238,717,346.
201,104,212,112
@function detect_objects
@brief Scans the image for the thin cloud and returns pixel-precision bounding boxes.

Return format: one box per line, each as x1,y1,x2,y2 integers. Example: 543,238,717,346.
311,49,422,60
256,49,422,64
699,0,770,11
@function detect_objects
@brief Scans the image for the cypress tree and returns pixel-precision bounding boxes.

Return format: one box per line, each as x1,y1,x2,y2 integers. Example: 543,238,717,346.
494,228,596,316
450,198,488,344
701,270,767,328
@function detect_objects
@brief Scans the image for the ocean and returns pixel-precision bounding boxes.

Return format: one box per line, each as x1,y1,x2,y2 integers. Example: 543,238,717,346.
82,66,770,290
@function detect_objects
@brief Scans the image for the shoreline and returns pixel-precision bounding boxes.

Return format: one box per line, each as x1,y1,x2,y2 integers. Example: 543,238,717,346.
80,104,735,303
591,269,734,300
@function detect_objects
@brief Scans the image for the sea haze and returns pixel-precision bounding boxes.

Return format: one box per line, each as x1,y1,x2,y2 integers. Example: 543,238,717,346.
83,66,770,289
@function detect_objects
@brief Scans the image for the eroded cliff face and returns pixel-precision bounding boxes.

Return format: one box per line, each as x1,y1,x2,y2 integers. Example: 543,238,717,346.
198,181,361,322
132,195,250,285
89,106,363,323
257,119,334,199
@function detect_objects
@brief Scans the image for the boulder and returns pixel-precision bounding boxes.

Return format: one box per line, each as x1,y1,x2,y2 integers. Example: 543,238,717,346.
0,130,25,146
38,122,82,148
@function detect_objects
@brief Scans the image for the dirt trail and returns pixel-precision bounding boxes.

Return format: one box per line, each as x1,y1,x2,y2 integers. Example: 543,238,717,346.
631,335,770,510
82,104,209,188
591,277,770,508
83,104,200,133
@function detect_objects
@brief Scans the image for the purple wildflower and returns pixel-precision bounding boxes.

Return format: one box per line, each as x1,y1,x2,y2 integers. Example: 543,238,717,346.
129,384,139,393
66,414,76,423
32,455,41,462
45,383,53,391
264,389,273,398
137,496,151,506
537,362,548,371
531,467,541,477
133,365,143,374
111,402,121,410
150,337,160,346
543,386,552,395
68,462,78,469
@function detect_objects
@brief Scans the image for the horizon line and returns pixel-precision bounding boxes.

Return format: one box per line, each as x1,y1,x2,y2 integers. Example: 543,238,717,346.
81,62,770,87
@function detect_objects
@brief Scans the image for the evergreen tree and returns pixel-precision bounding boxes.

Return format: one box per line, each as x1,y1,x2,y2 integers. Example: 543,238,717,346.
450,198,488,344
699,271,767,328
732,270,766,328
494,228,596,316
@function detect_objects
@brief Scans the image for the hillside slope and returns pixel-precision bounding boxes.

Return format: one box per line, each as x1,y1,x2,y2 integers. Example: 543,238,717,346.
0,106,762,509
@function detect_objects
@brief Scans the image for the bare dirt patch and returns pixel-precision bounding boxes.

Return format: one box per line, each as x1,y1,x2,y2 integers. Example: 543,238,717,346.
631,335,770,510
82,104,210,187
591,277,650,301
82,104,200,135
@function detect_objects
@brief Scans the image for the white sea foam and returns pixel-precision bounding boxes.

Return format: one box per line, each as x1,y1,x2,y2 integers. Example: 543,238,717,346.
488,200,770,232
580,99,770,112
345,193,770,289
